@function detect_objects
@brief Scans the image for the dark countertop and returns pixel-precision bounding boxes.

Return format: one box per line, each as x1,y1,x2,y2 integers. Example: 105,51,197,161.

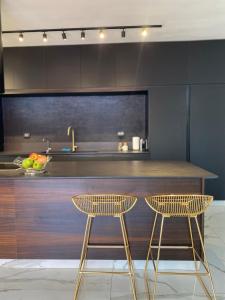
0,160,217,179
0,150,151,162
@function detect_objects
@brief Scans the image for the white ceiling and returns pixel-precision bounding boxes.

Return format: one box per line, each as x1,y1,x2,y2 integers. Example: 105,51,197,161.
2,0,225,47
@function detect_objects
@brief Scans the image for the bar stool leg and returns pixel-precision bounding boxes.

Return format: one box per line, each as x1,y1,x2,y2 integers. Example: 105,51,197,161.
188,217,199,272
153,215,165,300
119,215,137,300
74,215,93,300
145,212,158,273
194,217,216,300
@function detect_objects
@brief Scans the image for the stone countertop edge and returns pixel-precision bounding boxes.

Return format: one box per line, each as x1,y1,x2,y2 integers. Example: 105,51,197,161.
0,161,218,180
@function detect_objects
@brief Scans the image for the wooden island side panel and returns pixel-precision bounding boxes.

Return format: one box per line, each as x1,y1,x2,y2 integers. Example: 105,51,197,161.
0,177,203,260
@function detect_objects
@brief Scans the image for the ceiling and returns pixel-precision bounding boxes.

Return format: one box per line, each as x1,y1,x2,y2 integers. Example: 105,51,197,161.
2,0,225,47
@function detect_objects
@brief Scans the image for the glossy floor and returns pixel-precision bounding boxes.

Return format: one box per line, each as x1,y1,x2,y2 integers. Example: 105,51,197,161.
0,202,224,300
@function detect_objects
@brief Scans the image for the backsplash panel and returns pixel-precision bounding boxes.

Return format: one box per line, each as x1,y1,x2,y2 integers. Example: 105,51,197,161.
2,93,147,150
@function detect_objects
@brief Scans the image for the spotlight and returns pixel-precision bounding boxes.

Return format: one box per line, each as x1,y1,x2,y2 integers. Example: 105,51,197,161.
99,29,105,39
43,32,48,42
81,30,86,40
141,28,148,37
19,32,24,42
121,28,126,38
62,31,67,40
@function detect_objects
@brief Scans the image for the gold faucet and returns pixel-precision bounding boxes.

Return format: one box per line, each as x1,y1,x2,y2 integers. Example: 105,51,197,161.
67,126,78,152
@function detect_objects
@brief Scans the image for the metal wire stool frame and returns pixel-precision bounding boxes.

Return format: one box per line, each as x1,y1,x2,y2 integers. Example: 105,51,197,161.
144,194,216,300
72,194,138,300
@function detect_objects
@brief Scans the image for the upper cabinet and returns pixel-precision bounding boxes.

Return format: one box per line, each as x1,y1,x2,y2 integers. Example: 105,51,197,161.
3,42,189,92
81,44,116,88
4,47,46,90
188,40,225,84
116,43,188,87
4,40,225,91
46,46,81,89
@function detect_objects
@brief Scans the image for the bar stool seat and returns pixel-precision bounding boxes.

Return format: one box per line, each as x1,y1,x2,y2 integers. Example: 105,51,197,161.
72,194,137,300
145,194,216,300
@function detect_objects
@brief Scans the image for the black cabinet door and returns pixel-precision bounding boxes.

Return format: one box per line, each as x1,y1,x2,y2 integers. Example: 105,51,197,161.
46,46,81,89
6,47,46,90
81,44,116,88
149,86,188,160
115,44,140,87
188,40,225,84
116,43,188,87
190,85,225,199
3,47,14,90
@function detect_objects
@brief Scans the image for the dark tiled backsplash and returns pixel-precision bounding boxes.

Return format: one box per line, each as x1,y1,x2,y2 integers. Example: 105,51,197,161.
3,93,147,151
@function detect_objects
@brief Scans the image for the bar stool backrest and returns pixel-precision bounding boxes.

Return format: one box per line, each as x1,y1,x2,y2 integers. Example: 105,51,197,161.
72,194,137,216
145,194,213,217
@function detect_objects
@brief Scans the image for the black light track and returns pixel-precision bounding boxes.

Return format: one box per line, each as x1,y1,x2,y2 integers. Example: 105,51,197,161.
2,24,162,34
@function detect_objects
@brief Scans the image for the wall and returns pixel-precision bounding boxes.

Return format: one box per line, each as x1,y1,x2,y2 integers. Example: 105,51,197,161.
2,93,147,151
3,40,225,198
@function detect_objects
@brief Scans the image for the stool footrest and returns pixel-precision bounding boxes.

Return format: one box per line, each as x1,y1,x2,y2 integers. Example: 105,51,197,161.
87,244,125,249
151,245,192,249
79,270,131,275
157,271,209,276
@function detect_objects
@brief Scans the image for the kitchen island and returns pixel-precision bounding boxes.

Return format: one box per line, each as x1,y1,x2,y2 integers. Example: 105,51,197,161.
0,160,217,260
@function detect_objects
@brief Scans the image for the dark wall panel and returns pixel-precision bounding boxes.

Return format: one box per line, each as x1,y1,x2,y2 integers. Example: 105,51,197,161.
81,44,116,88
190,85,225,199
46,46,81,89
149,86,187,160
188,40,225,84
4,47,46,90
115,42,188,87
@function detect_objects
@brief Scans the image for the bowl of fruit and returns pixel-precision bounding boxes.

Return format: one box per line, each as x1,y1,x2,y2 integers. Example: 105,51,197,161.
17,153,51,176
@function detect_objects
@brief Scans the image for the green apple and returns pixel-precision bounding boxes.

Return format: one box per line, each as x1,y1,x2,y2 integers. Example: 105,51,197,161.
33,160,44,171
22,158,33,169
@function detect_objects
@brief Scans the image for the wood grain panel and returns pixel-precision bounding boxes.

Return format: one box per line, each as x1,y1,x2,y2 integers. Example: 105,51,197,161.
0,181,17,257
0,178,202,260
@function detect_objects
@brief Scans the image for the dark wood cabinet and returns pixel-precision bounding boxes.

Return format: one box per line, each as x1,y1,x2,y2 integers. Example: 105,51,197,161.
81,44,116,88
149,86,188,160
190,85,225,199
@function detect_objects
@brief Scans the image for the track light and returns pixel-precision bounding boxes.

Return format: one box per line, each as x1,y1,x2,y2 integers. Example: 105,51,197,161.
19,32,24,42
3,25,162,43
99,29,105,39
81,30,85,40
62,31,67,40
43,32,48,42
121,28,126,38
141,28,148,37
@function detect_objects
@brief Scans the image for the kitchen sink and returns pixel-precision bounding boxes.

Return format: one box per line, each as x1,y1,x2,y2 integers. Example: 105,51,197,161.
0,162,22,175
0,163,20,169
42,150,98,155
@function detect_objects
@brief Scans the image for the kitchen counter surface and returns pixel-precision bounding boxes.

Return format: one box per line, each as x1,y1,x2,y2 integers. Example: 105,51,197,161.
0,160,217,179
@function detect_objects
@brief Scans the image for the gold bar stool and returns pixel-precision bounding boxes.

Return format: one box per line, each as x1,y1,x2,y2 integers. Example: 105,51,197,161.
72,194,137,300
144,194,216,299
